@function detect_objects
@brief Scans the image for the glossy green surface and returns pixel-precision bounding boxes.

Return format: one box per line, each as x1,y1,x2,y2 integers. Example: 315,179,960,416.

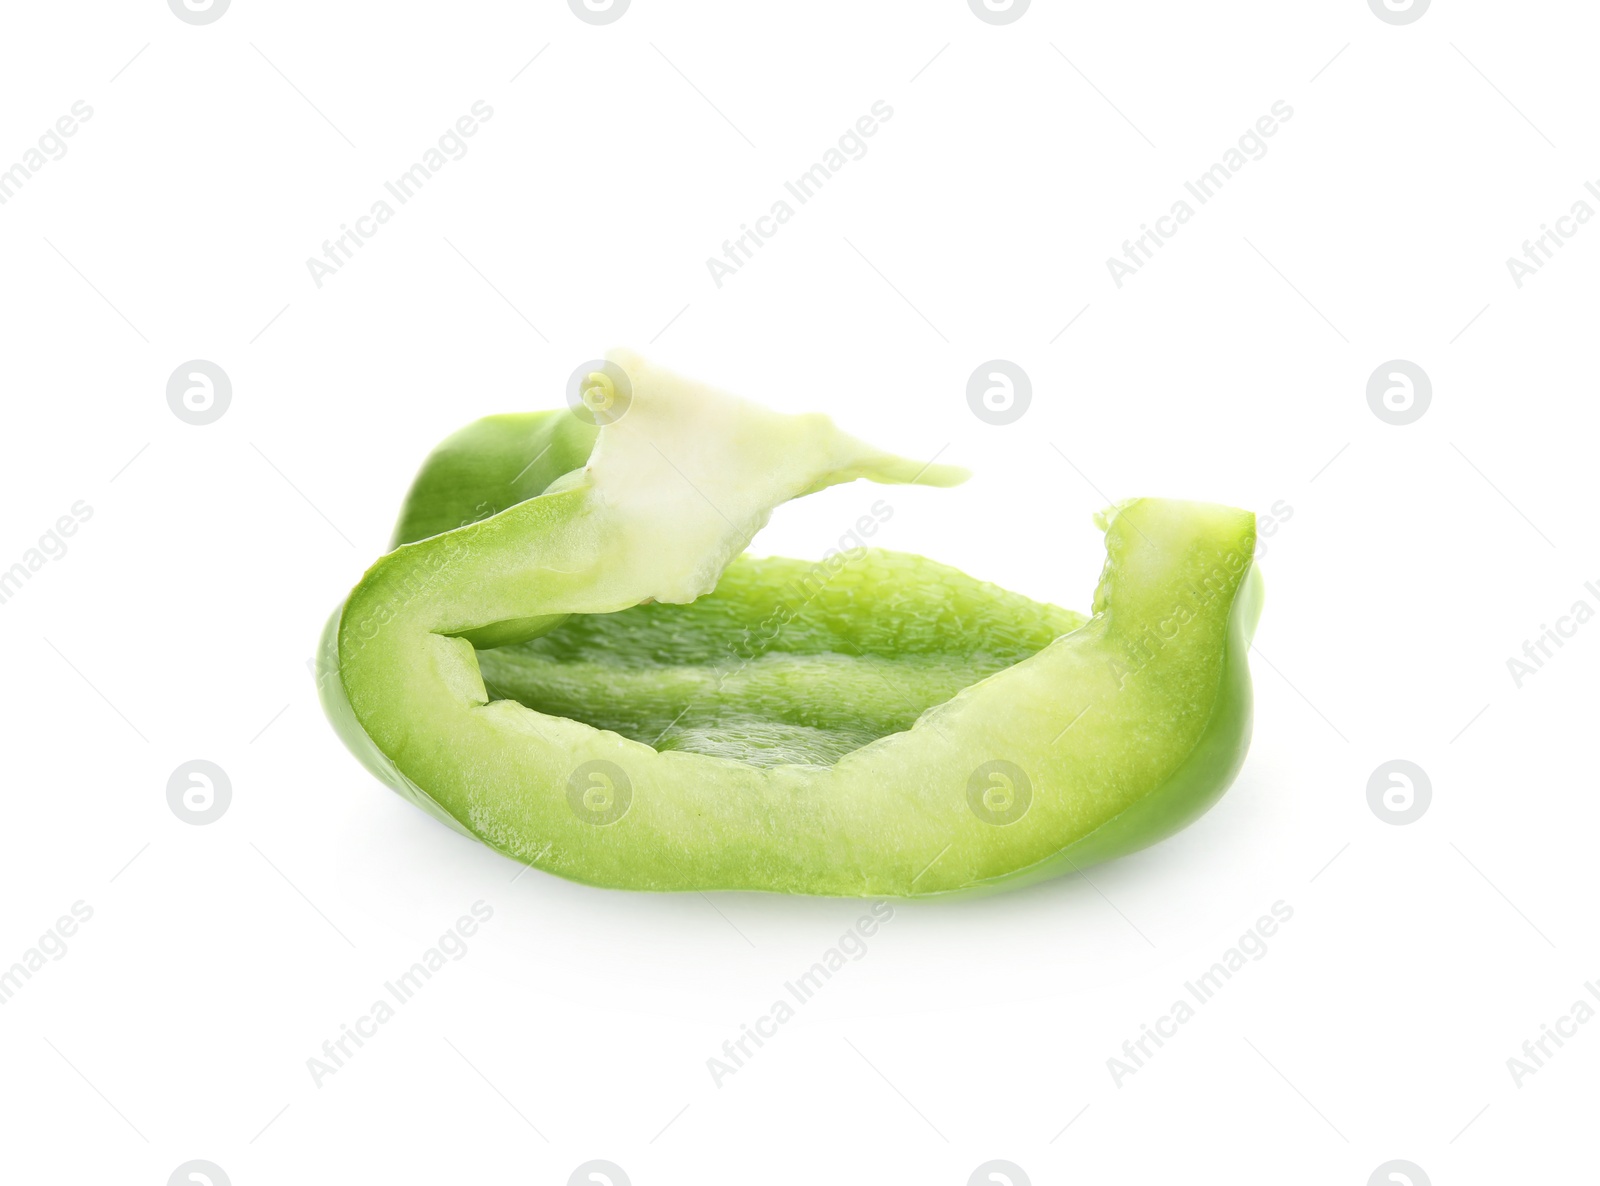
318,353,1262,896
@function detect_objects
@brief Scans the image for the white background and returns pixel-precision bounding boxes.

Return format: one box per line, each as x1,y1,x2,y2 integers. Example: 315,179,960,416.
0,1,1591,1182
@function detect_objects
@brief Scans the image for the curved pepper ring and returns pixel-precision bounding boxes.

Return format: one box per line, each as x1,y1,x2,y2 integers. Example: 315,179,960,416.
318,351,1263,897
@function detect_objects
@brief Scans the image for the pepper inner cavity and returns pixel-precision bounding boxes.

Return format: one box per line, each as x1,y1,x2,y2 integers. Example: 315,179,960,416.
473,550,1084,768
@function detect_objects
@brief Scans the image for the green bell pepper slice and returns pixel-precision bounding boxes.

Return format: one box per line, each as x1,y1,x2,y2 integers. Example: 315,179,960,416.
317,350,1263,897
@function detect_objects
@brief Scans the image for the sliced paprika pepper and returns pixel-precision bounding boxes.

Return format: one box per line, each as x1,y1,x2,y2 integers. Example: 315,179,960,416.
317,350,1263,896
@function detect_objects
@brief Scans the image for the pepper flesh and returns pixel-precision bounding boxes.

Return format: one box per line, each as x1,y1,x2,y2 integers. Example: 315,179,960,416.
318,351,1262,897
